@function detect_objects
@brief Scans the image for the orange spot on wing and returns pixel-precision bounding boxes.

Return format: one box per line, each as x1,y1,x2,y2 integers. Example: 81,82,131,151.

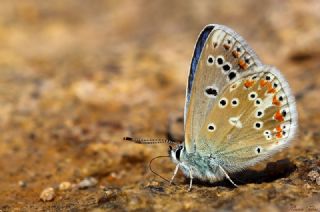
232,50,239,58
239,59,248,70
272,95,281,106
276,125,282,132
244,80,254,88
223,44,230,50
267,83,276,93
276,131,283,139
268,88,276,94
260,80,267,87
274,110,284,122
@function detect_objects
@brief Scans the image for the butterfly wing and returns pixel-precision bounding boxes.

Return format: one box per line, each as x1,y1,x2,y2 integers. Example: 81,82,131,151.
185,24,263,153
196,66,297,172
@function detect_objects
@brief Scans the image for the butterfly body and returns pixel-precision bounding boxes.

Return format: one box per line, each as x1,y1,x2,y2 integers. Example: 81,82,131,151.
168,24,297,188
170,145,227,183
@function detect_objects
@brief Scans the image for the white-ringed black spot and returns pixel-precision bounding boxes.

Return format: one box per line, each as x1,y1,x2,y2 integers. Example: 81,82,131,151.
228,72,237,81
216,56,224,66
273,82,278,88
279,96,284,101
266,75,272,81
231,98,239,107
219,97,228,108
281,110,287,117
222,64,231,72
207,123,216,132
255,147,262,154
244,57,250,64
264,130,271,135
256,110,264,118
248,92,258,100
254,98,262,106
207,55,214,65
220,99,226,106
204,86,218,98
254,121,263,130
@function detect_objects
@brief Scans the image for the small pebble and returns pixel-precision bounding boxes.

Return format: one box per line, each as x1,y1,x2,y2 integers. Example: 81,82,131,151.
78,177,98,189
18,180,27,188
307,170,319,181
40,187,55,202
316,177,320,186
59,181,72,191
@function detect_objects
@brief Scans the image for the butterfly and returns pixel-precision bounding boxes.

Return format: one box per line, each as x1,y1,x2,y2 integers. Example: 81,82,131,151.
124,24,298,191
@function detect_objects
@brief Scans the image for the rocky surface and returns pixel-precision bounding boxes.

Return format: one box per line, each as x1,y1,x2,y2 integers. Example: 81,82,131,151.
0,0,319,211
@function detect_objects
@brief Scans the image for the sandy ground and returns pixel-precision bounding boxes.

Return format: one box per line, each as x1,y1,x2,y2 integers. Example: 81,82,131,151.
0,0,319,211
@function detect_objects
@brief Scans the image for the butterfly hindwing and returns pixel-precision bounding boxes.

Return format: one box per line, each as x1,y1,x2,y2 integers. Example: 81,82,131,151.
185,24,263,153
196,66,297,172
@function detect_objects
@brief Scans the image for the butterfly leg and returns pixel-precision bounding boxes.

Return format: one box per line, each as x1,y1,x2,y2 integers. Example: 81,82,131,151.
170,164,180,185
219,165,238,188
187,168,193,192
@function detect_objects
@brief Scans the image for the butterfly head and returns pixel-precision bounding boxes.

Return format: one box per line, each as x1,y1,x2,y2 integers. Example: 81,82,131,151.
169,144,185,164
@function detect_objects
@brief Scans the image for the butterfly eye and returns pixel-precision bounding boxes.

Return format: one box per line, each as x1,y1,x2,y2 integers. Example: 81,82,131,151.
207,123,216,132
231,98,239,107
207,55,215,65
175,146,183,161
253,121,263,130
218,97,228,108
216,56,224,67
248,92,258,101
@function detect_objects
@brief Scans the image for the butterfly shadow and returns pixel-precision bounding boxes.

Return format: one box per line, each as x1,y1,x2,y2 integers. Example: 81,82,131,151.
192,158,296,188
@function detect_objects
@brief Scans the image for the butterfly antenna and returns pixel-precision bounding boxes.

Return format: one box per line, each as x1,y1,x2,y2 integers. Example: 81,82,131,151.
123,137,177,145
149,155,174,184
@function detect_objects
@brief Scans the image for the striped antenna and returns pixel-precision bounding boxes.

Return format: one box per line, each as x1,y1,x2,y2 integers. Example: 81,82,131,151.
123,137,177,145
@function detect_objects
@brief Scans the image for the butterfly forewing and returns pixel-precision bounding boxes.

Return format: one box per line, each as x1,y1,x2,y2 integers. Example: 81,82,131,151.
185,25,263,153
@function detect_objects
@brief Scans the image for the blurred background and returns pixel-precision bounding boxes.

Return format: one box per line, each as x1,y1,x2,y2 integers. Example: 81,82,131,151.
0,0,319,211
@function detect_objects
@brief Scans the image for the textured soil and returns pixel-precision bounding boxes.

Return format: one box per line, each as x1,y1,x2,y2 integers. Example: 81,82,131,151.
0,1,319,211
